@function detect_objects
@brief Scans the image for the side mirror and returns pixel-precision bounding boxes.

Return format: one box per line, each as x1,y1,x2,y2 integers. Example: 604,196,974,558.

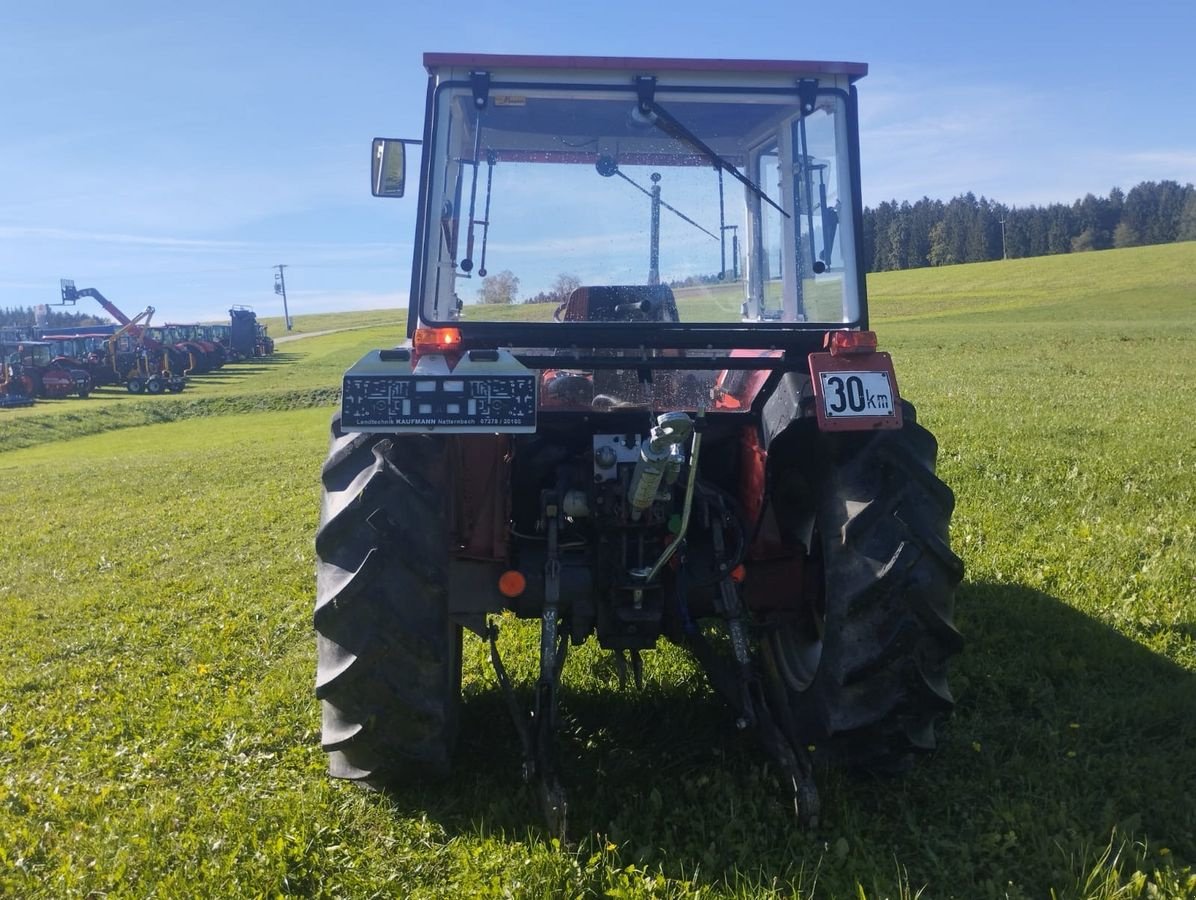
371,138,415,198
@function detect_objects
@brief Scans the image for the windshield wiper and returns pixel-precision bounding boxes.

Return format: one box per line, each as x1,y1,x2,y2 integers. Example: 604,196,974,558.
636,77,789,219
596,157,717,240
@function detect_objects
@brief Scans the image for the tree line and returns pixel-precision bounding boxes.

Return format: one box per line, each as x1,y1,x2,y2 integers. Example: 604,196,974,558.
0,307,111,328
862,180,1196,272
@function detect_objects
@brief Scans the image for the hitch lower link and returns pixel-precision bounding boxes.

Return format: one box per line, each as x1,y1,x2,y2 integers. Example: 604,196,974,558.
685,504,821,828
488,494,570,840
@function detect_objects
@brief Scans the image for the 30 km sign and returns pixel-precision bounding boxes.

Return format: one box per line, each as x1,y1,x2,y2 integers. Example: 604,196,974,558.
808,351,903,431
819,371,894,416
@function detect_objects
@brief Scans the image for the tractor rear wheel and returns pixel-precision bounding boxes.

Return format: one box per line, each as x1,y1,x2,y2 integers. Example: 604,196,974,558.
314,413,461,786
146,376,165,394
762,403,963,771
127,377,144,394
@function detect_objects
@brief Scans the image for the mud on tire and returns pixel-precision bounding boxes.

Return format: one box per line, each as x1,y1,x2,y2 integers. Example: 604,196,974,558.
762,402,964,770
314,413,461,785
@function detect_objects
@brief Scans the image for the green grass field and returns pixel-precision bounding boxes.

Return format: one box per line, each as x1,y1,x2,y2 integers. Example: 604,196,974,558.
2,243,1194,898
257,308,407,336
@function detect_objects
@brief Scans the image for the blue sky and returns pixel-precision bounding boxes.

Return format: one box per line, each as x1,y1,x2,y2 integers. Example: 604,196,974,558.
2,0,1193,323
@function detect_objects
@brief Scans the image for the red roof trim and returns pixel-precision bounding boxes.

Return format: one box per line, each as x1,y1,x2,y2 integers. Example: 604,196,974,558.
423,53,867,79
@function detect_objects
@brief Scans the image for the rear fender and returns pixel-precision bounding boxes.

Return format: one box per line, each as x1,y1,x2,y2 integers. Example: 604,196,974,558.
735,371,822,611
451,434,511,561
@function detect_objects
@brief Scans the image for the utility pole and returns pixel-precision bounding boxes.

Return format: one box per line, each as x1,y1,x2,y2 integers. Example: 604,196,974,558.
648,173,661,286
273,264,292,330
999,219,1008,260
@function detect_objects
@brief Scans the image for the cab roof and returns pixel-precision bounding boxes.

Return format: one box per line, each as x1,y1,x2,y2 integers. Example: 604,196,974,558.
423,53,867,81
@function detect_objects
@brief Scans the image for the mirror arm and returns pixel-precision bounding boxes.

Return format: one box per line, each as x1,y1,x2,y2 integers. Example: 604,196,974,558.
477,151,496,277
718,168,727,279
459,71,491,273
798,116,818,271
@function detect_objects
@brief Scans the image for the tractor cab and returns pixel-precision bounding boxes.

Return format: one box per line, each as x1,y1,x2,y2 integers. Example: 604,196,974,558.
380,56,862,336
9,342,54,369
363,54,870,423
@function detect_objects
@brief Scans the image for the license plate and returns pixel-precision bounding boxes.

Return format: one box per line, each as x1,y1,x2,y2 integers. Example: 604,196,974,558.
808,352,903,431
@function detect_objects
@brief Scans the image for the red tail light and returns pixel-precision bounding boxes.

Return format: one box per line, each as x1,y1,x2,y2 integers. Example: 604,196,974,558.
412,327,462,355
828,330,878,356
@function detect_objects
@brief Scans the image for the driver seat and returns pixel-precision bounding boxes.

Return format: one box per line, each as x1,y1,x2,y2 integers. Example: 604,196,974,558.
557,285,680,323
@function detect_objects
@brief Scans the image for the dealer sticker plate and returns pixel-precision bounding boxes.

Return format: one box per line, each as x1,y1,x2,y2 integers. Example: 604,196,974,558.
341,373,537,432
808,352,903,431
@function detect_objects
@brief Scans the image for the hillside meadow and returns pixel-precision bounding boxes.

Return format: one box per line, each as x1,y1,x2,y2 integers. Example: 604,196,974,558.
1,243,1193,898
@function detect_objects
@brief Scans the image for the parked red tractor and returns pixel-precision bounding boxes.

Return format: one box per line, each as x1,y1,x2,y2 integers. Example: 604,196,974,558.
44,334,123,388
317,55,962,834
1,341,91,399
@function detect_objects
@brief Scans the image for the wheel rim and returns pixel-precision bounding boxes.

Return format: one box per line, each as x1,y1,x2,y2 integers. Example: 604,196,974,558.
766,537,826,692
769,606,824,692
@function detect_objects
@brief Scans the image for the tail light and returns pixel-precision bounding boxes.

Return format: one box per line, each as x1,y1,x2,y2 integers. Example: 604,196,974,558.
827,330,878,356
413,327,462,355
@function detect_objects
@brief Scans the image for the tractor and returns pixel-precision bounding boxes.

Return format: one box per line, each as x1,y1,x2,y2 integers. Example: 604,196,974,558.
255,322,274,357
317,54,961,834
43,334,123,388
172,323,228,371
206,323,235,360
193,325,230,367
0,337,36,407
1,341,91,399
145,325,221,375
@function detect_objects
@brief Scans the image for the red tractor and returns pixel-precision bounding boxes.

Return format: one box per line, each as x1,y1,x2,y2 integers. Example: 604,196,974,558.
317,55,961,834
206,324,237,361
2,341,91,399
143,326,207,375
193,325,229,367
159,324,228,372
44,334,122,388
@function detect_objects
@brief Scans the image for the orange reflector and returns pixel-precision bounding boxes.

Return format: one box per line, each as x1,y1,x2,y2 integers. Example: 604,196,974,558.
413,327,462,354
730,564,747,583
828,330,878,357
498,570,526,598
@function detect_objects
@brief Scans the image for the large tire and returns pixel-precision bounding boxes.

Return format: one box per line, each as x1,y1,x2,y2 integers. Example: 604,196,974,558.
314,413,461,785
762,404,963,770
